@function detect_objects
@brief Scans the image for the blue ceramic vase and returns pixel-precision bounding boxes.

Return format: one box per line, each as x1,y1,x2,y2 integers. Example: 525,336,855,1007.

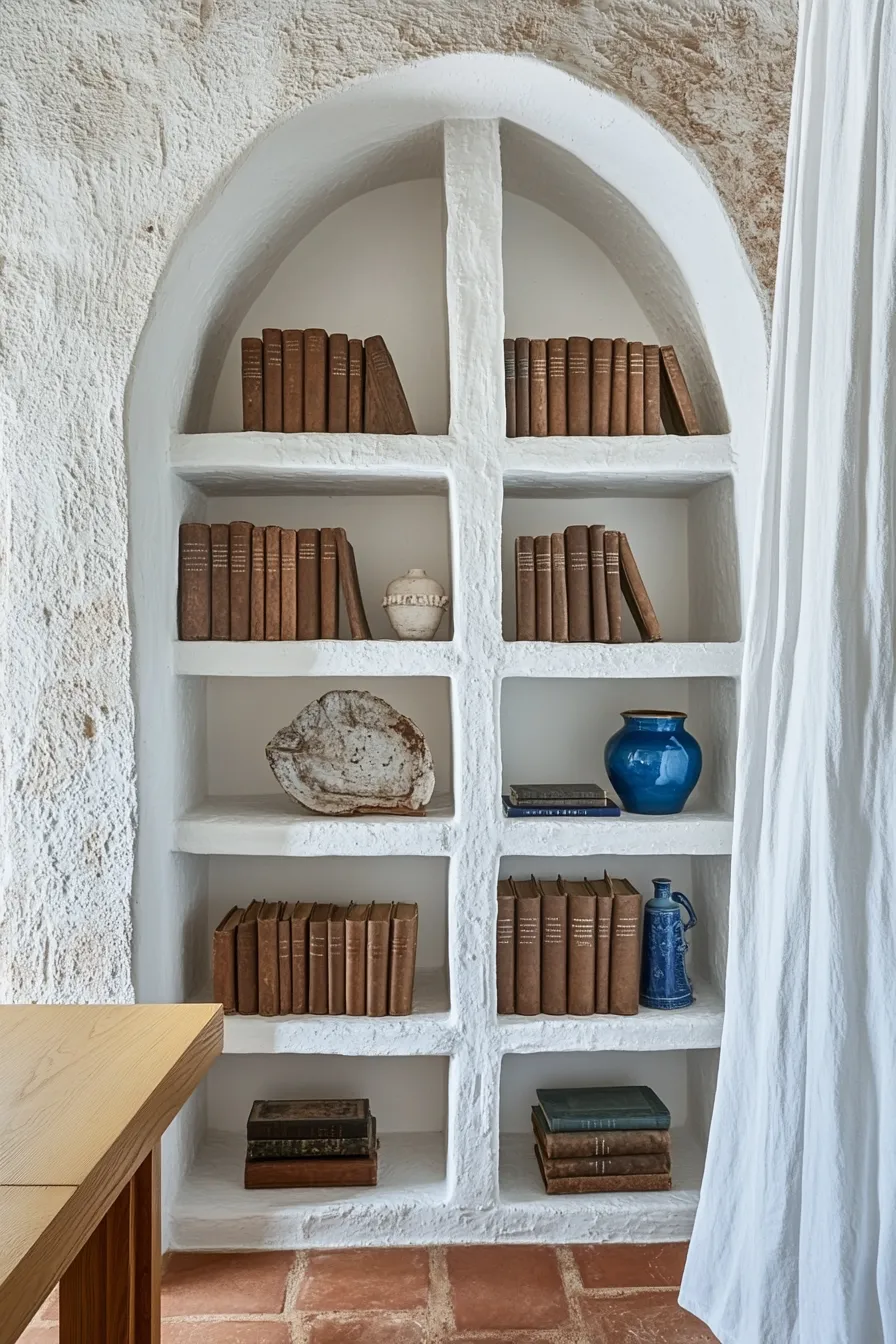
640,878,697,1009
604,711,702,815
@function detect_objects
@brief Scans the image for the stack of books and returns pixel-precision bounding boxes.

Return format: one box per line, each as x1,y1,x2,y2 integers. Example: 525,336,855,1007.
213,901,418,1018
532,1085,672,1194
502,783,619,817
178,522,371,641
241,330,415,433
503,338,699,437
497,871,642,1016
514,523,659,643
244,1099,379,1189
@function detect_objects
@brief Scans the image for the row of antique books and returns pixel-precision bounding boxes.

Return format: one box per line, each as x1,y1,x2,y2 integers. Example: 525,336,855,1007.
213,901,419,1017
241,330,415,434
533,1086,672,1194
514,524,660,642
503,338,700,438
497,874,643,1017
178,522,371,641
244,1099,379,1189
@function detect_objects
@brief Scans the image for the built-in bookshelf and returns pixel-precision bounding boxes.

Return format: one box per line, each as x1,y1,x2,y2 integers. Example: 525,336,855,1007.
127,57,765,1249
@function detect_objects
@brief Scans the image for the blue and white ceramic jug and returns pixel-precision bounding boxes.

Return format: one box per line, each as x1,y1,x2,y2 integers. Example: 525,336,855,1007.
639,878,696,1009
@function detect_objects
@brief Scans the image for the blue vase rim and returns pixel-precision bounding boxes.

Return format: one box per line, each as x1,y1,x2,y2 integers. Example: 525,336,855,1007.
621,710,688,720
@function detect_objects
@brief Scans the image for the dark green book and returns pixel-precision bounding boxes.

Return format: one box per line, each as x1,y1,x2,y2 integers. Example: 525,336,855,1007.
247,1117,376,1161
535,1085,670,1132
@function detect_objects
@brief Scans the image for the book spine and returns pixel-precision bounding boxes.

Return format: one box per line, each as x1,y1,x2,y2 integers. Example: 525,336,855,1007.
327,911,346,1015
228,521,252,641
590,337,612,435
327,332,349,432
550,533,569,642
496,886,516,1014
248,1117,370,1140
627,340,645,434
515,893,542,1016
212,915,238,1015
540,890,567,1015
537,1161,671,1195
280,529,297,640
541,1115,670,1133
504,337,516,437
366,917,390,1017
609,889,643,1016
209,524,230,640
514,337,530,437
291,912,309,1014
303,328,328,431
246,1135,372,1160
345,918,367,1017
334,527,371,639
319,526,339,638
619,532,661,641
282,329,304,432
609,337,628,435
588,524,609,643
297,528,321,640
308,912,329,1014
644,344,662,434
547,337,568,435
534,535,552,641
257,910,280,1017
236,918,259,1015
245,1154,378,1189
348,338,364,432
277,910,292,1015
504,803,619,817
595,891,613,1014
241,337,264,431
514,535,536,640
604,530,623,643
387,908,418,1016
534,1116,672,1159
264,525,281,641
567,336,590,435
529,338,547,436
364,335,415,433
659,345,700,434
250,525,265,640
178,523,211,640
564,524,591,642
567,892,596,1016
262,328,283,431
540,1152,671,1178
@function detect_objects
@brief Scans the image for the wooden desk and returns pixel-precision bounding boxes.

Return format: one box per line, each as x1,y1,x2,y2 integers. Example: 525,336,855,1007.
0,1004,222,1344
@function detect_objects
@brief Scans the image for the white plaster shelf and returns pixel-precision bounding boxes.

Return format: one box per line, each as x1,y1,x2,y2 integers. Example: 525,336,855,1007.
174,640,460,678
502,435,733,497
500,810,734,856
175,793,455,856
500,641,742,680
497,979,723,1052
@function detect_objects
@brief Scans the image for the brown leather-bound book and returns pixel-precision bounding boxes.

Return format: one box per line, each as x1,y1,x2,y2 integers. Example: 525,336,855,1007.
257,901,282,1017
366,902,392,1017
297,528,321,640
538,880,567,1016
591,337,612,435
562,880,596,1016
550,533,569,642
282,329,304,432
280,529,297,640
320,526,339,638
264,525,281,641
659,345,700,434
604,530,623,643
334,527,371,639
534,535,552,641
535,1145,670,1194
532,1107,672,1159
388,902,418,1016
229,520,252,641
178,523,211,641
547,338,568,436
209,524,230,640
627,341,645,435
245,1152,378,1189
588,877,613,1014
619,532,661,642
348,338,364,432
308,903,331,1014
610,338,628,435
236,900,261,1015
496,879,516,1014
303,329,328,431
345,904,370,1016
291,902,313,1014
511,878,541,1016
644,344,662,434
327,905,347,1015
212,906,242,1014
241,337,264,431
564,524,591,643
539,1151,671,1178
363,335,416,433
607,874,643,1015
529,339,548,436
504,338,516,437
327,333,349,432
278,901,295,1015
515,536,536,641
514,337,530,437
567,336,590,435
588,524,609,643
250,526,265,640
262,329,283,432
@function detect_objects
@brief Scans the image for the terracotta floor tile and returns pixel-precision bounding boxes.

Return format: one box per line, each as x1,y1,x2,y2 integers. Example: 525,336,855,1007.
162,1324,291,1343
573,1242,689,1290
162,1251,294,1316
446,1245,569,1331
580,1292,718,1343
307,1317,425,1344
296,1248,430,1311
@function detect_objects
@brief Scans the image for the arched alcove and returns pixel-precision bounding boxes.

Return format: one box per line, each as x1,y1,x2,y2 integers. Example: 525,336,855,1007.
127,53,766,1249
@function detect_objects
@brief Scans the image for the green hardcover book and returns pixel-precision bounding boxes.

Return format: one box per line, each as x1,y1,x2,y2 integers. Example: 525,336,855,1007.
535,1085,670,1132
246,1117,376,1161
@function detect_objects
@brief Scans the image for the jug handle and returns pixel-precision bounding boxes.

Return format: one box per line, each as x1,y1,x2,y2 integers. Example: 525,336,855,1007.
672,891,697,932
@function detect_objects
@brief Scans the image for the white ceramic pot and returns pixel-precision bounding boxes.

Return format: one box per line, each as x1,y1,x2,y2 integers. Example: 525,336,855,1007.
383,569,449,641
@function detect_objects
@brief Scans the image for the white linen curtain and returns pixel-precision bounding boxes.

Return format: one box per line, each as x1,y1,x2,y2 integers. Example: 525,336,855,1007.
680,2,896,1341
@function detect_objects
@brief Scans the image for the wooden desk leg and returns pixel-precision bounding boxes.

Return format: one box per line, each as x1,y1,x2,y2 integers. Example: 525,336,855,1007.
133,1145,161,1344
60,1179,135,1342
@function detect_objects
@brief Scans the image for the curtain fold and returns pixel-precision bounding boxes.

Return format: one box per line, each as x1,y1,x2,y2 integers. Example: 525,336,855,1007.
680,2,896,1340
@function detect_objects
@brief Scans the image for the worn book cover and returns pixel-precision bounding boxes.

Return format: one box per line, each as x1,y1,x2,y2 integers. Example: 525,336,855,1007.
537,879,567,1016
212,906,242,1015
535,1144,671,1194
511,877,541,1016
247,1115,376,1161
531,1107,672,1159
607,873,643,1016
496,879,516,1015
245,1152,378,1189
247,1097,370,1140
535,1085,670,1132
515,536,536,641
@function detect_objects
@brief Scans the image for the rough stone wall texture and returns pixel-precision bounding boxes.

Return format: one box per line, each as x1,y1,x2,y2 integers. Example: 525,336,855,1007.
0,0,796,1002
